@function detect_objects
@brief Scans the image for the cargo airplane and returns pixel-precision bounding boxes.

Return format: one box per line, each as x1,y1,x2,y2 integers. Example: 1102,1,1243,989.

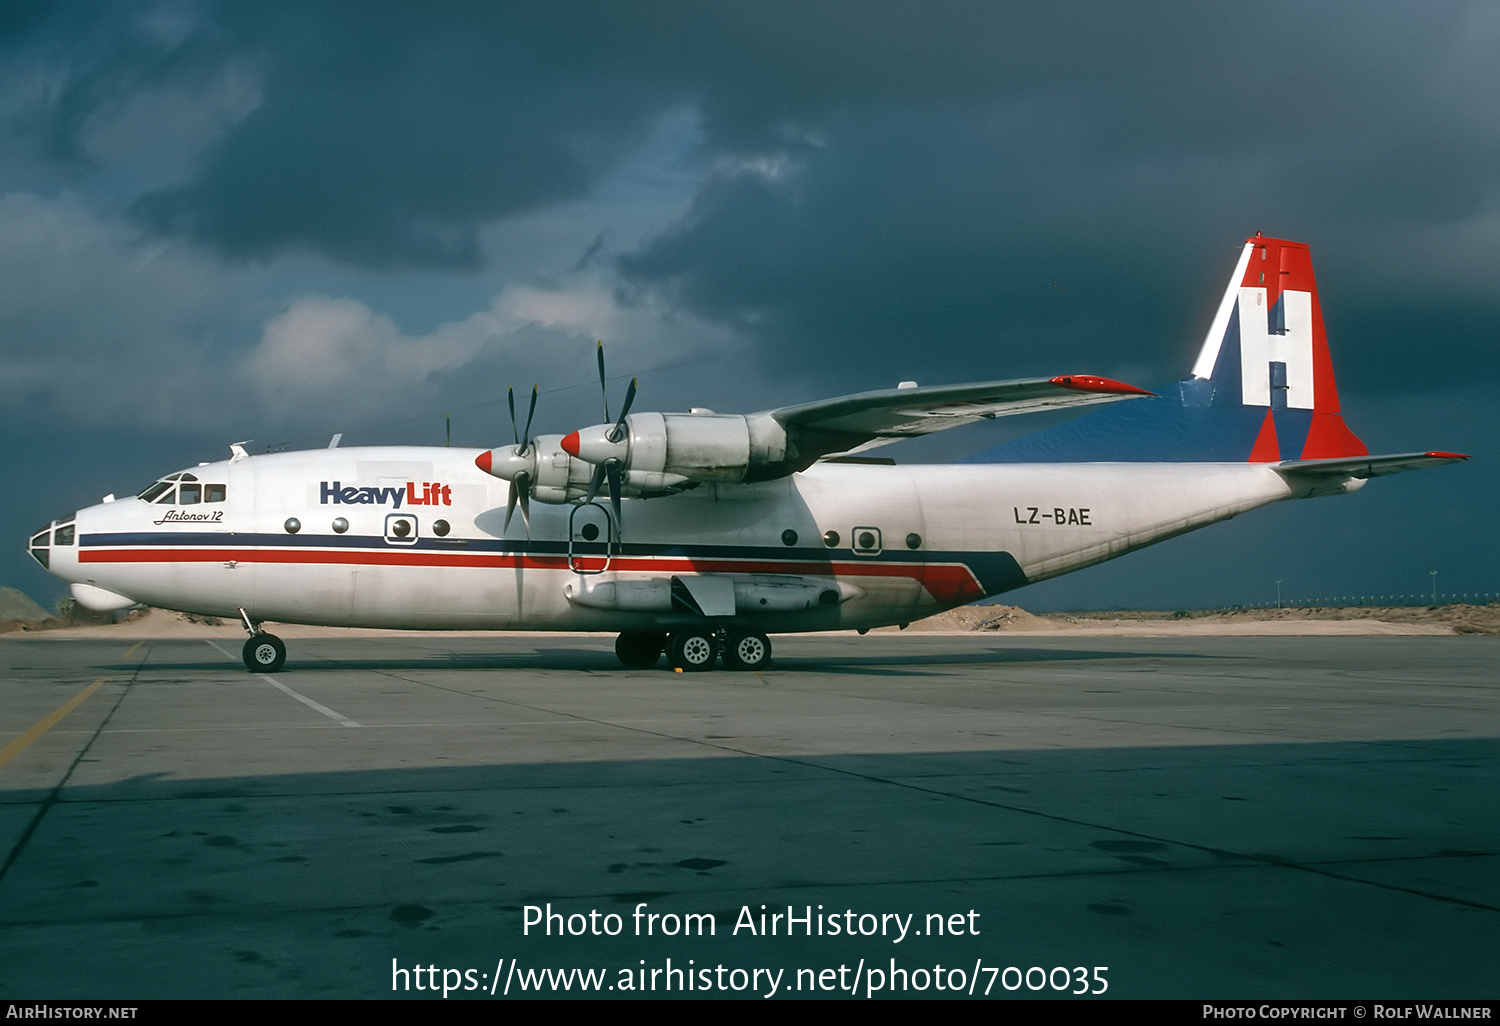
27,235,1466,672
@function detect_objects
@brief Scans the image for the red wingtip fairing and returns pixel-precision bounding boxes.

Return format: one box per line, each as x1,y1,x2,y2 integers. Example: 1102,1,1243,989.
1048,375,1156,397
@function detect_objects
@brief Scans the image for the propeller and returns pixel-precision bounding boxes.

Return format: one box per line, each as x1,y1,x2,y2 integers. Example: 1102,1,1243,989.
471,384,540,535
510,383,538,449
475,344,638,539
506,384,539,534
587,341,637,533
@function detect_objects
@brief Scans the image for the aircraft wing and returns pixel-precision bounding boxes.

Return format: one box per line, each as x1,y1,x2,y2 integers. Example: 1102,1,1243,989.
771,375,1153,458
1275,451,1470,479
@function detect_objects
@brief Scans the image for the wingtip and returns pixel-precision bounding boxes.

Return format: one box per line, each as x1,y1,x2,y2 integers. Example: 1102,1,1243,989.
1425,451,1470,460
1049,375,1156,397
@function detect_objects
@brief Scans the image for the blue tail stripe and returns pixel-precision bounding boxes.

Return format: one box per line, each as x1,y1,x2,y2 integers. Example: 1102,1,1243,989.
964,387,1268,463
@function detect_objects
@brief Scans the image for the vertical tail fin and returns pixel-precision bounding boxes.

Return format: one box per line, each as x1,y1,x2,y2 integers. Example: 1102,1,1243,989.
968,234,1368,464
1187,234,1367,461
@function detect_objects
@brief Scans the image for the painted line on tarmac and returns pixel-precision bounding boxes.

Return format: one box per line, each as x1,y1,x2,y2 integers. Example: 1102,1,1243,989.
0,676,111,769
0,642,146,883
206,640,362,728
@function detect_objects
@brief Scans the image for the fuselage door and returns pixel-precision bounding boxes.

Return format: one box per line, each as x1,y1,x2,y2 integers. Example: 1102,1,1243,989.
567,502,614,575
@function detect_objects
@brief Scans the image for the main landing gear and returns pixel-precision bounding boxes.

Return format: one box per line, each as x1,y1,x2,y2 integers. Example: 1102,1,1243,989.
238,607,286,673
615,629,772,672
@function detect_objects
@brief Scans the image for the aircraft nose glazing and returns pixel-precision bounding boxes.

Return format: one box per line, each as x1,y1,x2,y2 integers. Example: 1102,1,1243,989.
27,514,76,573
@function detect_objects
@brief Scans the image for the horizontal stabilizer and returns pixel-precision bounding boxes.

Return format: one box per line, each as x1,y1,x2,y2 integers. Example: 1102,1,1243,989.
1275,451,1469,480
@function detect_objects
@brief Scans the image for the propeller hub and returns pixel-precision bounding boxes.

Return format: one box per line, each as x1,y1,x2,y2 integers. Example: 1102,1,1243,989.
565,424,630,465
475,445,536,482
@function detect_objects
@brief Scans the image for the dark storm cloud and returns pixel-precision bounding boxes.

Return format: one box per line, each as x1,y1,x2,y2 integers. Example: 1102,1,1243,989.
3,0,1494,393
12,2,1497,295
611,4,1500,392
3,1,1495,607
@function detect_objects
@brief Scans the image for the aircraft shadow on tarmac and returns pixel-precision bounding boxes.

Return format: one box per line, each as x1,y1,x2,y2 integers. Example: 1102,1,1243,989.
98,643,1223,677
1,740,1495,999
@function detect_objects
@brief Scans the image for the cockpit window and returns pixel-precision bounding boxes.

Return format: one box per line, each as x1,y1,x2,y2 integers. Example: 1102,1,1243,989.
138,473,222,504
54,524,75,545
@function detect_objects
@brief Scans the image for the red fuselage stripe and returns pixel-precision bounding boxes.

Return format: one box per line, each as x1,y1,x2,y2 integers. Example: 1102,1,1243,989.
78,548,987,602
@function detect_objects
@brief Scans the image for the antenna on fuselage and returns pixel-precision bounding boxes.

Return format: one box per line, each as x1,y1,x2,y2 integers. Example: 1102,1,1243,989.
229,441,252,462
328,433,343,449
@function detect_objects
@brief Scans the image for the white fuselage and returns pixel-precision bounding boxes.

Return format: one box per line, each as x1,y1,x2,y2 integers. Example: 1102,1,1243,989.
43,447,1304,632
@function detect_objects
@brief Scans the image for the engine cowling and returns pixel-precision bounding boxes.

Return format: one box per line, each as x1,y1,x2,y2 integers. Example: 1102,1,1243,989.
474,434,597,504
562,411,794,489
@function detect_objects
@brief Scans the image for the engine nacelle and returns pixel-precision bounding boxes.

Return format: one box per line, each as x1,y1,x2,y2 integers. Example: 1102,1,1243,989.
475,434,596,505
527,435,598,504
563,411,793,488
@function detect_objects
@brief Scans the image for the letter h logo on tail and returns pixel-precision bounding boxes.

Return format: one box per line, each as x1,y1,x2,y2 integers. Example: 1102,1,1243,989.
1190,235,1367,461
1236,286,1313,409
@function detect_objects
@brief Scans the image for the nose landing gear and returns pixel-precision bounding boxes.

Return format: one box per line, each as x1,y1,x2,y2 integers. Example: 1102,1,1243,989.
238,607,286,672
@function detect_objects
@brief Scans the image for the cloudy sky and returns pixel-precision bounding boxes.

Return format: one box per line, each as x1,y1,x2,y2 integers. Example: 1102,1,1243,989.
4,1,1495,611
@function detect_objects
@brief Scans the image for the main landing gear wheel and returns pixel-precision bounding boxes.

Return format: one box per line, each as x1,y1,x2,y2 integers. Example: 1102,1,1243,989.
242,633,286,673
668,629,717,671
722,630,772,671
615,632,667,669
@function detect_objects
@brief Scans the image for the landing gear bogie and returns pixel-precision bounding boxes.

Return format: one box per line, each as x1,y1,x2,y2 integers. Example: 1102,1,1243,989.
722,630,772,671
616,628,774,671
615,632,667,669
667,629,718,671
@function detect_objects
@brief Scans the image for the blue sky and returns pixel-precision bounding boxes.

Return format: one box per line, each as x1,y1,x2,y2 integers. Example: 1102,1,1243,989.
4,1,1495,611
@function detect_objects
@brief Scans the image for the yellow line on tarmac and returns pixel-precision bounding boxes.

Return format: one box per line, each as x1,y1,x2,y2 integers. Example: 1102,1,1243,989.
0,677,111,769
0,639,139,770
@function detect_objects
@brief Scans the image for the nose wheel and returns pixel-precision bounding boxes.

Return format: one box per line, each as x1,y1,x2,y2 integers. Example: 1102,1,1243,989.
242,633,286,672
237,607,287,673
240,633,286,672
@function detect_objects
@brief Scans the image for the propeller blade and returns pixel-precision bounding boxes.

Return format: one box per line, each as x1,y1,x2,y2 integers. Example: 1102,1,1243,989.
507,386,518,446
596,340,610,423
505,473,534,536
516,472,531,534
504,481,519,532
585,461,607,506
608,377,638,443
522,385,538,450
605,459,623,533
